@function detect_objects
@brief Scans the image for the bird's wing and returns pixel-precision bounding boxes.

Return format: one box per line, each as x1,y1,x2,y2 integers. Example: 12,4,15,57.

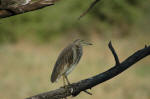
51,44,74,83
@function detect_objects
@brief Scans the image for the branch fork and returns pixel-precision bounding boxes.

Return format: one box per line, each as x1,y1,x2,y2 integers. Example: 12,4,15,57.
26,41,150,99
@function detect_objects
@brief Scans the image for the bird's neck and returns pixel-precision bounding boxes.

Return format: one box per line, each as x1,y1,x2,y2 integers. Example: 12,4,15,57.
75,44,82,49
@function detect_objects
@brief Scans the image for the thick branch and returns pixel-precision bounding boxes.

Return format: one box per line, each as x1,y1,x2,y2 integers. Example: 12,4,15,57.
26,43,150,99
0,0,57,18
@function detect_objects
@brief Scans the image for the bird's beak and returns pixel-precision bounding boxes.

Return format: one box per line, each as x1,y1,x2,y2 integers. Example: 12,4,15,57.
87,42,93,45
84,41,93,45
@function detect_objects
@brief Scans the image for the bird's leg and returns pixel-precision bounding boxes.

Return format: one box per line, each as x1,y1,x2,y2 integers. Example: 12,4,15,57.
65,76,71,85
63,76,68,99
63,76,66,86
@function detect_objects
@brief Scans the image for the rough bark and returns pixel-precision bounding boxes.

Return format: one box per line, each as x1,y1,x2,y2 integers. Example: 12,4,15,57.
0,0,56,18
26,42,150,99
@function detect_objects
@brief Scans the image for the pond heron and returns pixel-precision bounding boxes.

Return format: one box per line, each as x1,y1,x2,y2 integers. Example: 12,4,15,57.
51,39,92,85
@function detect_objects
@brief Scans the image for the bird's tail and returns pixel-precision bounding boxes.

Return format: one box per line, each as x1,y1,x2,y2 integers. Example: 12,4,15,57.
51,72,56,83
50,70,61,83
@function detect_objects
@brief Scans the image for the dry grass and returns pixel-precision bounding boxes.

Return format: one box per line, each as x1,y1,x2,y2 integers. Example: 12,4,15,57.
0,34,150,99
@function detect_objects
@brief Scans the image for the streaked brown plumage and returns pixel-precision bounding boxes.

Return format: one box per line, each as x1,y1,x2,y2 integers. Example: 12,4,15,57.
51,39,92,84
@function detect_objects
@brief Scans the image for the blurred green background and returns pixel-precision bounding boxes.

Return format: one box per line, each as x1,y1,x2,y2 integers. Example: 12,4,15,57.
0,0,150,99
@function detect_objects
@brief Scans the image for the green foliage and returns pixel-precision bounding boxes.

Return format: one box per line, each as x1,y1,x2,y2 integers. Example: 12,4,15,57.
0,0,149,43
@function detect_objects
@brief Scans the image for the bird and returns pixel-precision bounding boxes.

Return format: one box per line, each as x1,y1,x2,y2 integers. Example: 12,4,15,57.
51,39,92,85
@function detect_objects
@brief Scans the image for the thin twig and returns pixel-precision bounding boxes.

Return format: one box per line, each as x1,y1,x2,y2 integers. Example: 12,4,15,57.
108,41,120,65
78,0,102,20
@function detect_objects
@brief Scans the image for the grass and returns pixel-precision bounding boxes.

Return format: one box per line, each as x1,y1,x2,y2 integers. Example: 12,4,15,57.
0,34,150,99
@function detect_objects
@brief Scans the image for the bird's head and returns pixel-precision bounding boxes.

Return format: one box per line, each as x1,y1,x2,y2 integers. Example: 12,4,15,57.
73,39,92,46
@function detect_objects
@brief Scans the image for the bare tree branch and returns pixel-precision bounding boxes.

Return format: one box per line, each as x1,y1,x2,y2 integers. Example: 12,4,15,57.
0,0,101,19
0,0,57,18
26,42,150,99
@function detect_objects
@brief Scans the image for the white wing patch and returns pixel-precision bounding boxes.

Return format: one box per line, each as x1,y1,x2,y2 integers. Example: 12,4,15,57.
64,47,78,76
65,64,77,76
